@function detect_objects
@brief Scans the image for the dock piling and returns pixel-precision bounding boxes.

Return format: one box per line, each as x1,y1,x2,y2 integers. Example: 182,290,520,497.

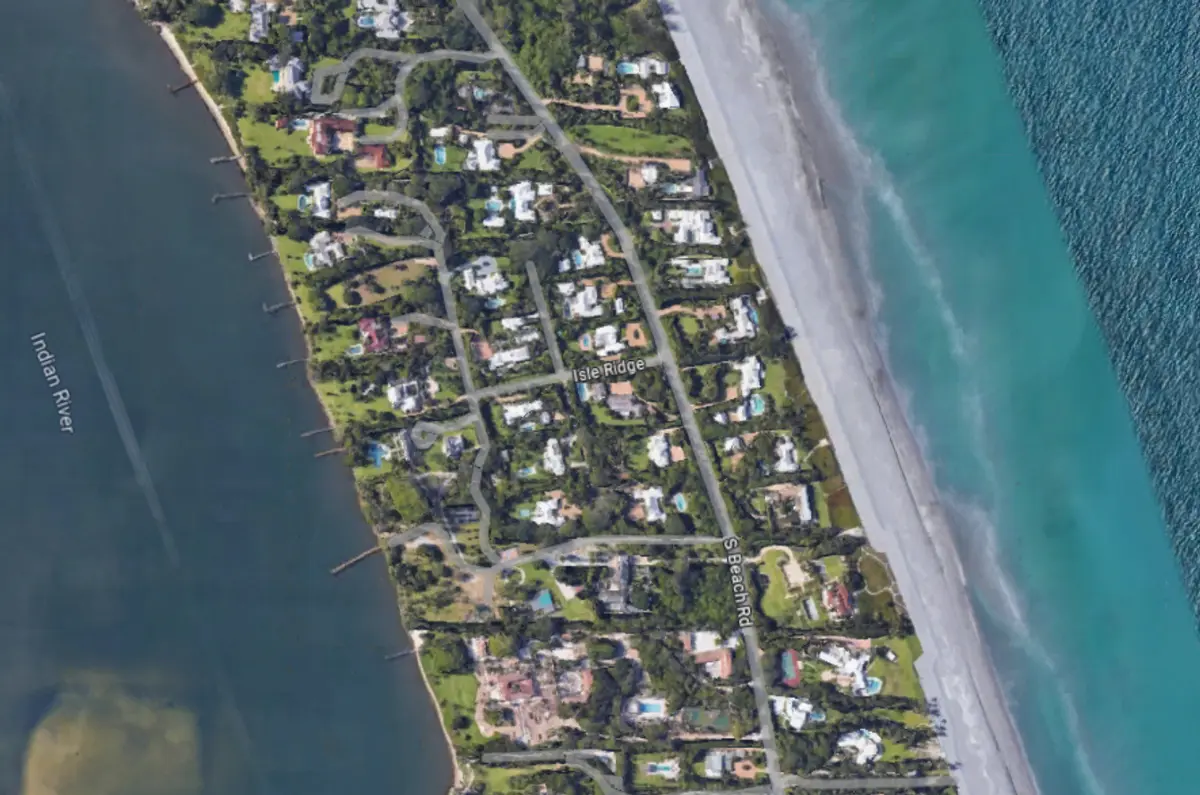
277,358,307,369
314,447,345,459
330,545,381,575
248,250,274,262
212,192,250,204
262,300,295,314
300,426,334,438
169,77,198,94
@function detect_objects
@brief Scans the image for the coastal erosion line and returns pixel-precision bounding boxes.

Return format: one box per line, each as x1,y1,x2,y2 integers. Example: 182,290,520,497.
660,2,1039,794
150,22,466,791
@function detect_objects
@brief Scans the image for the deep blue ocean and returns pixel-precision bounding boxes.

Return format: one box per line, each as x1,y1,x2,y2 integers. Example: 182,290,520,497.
779,1,1200,793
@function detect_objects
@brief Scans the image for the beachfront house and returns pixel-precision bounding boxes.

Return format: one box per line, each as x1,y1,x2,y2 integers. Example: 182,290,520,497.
268,55,309,98
713,295,759,344
618,55,670,80
666,209,721,246
735,356,764,397
837,729,883,766
651,81,682,110
305,230,346,270
674,257,732,288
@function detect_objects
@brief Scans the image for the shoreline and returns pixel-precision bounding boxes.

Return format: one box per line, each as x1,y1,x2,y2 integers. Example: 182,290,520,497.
661,2,1039,794
153,20,465,792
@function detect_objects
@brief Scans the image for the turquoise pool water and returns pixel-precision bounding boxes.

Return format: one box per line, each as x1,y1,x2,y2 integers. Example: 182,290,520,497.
434,145,446,165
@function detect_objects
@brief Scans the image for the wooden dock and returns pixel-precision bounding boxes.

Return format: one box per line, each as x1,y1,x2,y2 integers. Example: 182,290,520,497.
169,77,198,94
384,649,417,662
262,300,294,314
300,426,333,438
330,545,381,576
212,192,250,204
314,447,345,458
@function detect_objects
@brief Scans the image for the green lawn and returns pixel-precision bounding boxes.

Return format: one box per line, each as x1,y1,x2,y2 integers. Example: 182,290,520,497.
573,124,691,157
272,193,301,211
857,551,894,594
179,12,249,45
431,144,469,172
762,360,790,408
814,481,832,527
422,666,486,749
243,67,275,104
272,235,309,279
514,144,554,173
632,754,681,789
758,549,795,623
478,765,559,794
364,122,397,137
517,564,597,622
314,380,392,425
237,118,311,163
869,635,925,701
818,555,846,582
678,315,700,336
310,322,359,364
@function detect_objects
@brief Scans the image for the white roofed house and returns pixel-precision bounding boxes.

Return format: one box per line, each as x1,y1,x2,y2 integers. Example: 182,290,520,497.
269,55,309,98
302,181,333,219
591,325,625,358
489,345,531,372
305,230,345,270
462,255,509,296
502,400,546,426
558,282,604,320
774,436,800,474
560,236,606,272
648,434,671,468
543,438,567,476
386,379,425,414
634,486,666,523
651,81,682,110
249,2,272,42
713,295,759,344
509,181,537,222
666,209,722,246
736,356,764,397
675,257,731,288
229,0,247,12
532,496,564,527
837,729,883,766
464,137,501,172
482,187,506,229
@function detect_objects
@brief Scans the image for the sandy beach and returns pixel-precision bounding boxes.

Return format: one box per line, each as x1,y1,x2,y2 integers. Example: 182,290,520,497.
154,22,464,792
660,1,1039,793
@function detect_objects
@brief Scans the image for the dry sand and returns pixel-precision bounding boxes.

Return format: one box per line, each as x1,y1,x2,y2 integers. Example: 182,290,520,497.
661,1,1040,793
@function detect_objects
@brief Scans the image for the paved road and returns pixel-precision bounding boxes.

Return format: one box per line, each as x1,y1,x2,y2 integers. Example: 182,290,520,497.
455,1,784,788
525,260,565,374
338,190,446,240
311,48,499,142
480,751,954,794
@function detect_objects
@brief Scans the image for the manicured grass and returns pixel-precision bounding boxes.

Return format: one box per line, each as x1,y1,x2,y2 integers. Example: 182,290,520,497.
314,380,392,425
814,481,832,527
818,555,846,581
857,551,894,594
331,259,434,308
272,193,302,211
243,67,275,104
678,315,700,336
272,235,309,278
179,12,249,45
514,144,554,172
430,144,469,172
364,122,397,137
310,323,359,364
758,549,795,622
422,666,486,749
872,708,930,729
478,765,559,793
237,118,312,163
573,124,691,157
516,563,597,622
869,635,925,701
880,739,923,763
762,360,791,408
632,754,681,789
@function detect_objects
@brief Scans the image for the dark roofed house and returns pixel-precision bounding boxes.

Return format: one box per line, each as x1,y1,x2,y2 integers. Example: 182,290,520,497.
497,674,535,703
606,393,645,420
309,115,358,156
356,143,392,170
822,582,854,620
445,505,481,526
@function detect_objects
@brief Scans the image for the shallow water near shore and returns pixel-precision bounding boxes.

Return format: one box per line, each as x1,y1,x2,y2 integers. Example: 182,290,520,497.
0,1,450,792
774,1,1200,793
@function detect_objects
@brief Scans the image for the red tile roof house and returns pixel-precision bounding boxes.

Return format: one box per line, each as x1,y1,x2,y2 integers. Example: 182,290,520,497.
308,116,358,156
822,582,855,620
356,144,392,170
358,317,390,353
780,649,802,688
497,674,536,703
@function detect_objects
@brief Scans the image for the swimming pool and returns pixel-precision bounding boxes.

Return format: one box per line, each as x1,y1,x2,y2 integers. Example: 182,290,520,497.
571,250,584,267
579,332,592,349
673,493,688,511
297,194,311,211
366,442,387,468
346,343,364,357
517,507,532,519
647,763,674,775
357,14,375,28
617,62,638,75
434,145,447,165
750,394,766,416
303,252,316,271
638,701,663,714
517,465,537,478
863,677,883,696
485,198,503,212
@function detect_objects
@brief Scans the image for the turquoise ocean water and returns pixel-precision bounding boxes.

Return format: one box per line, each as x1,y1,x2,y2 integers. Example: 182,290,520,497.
774,1,1200,793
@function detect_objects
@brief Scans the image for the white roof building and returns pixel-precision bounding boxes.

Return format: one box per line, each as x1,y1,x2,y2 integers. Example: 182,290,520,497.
561,236,605,272
249,3,272,42
532,497,564,527
818,644,872,696
443,434,464,460
543,438,566,476
536,182,555,196
464,137,501,172
736,356,764,397
674,257,731,288
775,436,799,474
634,486,666,523
559,283,604,320
623,56,670,79
651,81,681,110
229,0,247,12
722,436,743,454
592,325,625,358
306,230,346,270
796,483,814,523
640,163,660,185
503,400,545,426
270,56,309,98
667,209,721,246
489,345,531,371
386,379,424,413
837,729,883,766
373,207,399,219
648,434,671,468
305,181,333,219
429,126,451,140
509,181,537,222
462,255,509,296
714,295,758,344
770,696,814,732
355,0,411,39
